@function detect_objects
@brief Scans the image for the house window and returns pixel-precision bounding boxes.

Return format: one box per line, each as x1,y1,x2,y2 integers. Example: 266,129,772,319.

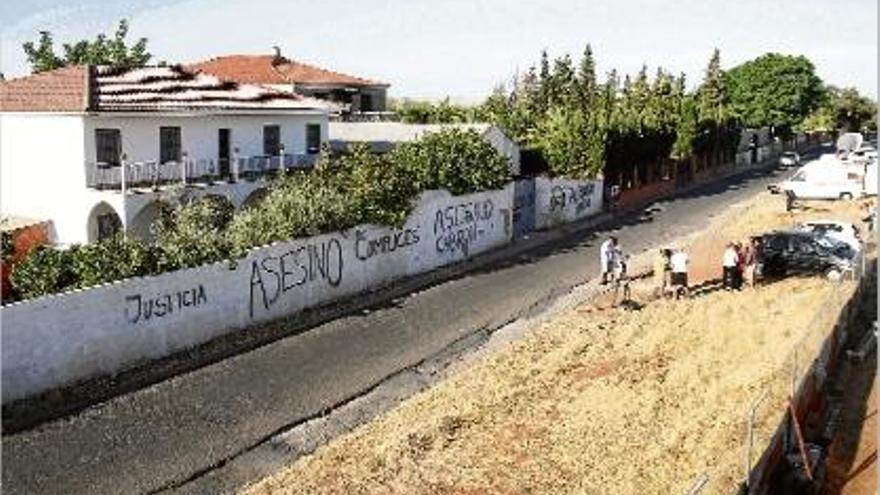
160,126,182,164
95,129,121,165
306,124,321,154
263,125,281,155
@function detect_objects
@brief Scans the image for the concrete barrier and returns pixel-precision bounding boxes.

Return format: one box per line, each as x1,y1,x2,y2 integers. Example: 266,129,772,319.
533,176,604,230
1,185,514,403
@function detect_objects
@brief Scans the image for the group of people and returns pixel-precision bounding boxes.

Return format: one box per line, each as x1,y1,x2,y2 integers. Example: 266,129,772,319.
601,234,763,301
722,237,762,290
653,247,690,299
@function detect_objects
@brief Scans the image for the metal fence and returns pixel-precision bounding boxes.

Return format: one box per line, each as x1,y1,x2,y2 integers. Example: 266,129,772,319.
85,153,317,190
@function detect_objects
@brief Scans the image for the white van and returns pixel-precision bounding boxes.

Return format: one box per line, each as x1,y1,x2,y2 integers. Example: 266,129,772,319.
780,165,865,200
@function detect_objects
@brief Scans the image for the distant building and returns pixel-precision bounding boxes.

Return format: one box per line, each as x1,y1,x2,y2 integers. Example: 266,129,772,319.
1,64,329,245
189,48,390,118
328,122,521,176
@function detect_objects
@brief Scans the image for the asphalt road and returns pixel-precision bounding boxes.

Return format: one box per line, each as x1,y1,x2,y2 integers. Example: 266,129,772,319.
1,153,821,495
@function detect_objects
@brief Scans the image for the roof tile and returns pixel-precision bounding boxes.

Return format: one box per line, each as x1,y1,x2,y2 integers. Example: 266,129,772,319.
0,66,88,112
188,54,386,87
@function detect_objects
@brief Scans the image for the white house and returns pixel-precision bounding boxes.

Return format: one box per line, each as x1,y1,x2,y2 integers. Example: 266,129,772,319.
0,64,330,245
328,122,521,176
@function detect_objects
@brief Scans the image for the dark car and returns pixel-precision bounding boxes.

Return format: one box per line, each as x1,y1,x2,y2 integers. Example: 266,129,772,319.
761,230,857,279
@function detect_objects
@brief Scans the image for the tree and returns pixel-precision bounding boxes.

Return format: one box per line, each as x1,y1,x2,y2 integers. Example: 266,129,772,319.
22,19,151,73
22,31,64,73
725,53,825,131
696,48,729,124
533,107,605,179
576,43,597,109
829,86,877,132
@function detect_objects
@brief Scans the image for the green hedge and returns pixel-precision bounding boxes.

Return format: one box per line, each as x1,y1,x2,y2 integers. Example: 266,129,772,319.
7,129,510,302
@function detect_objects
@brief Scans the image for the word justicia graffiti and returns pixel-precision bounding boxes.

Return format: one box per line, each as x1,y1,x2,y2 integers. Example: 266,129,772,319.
355,227,420,260
433,199,494,256
249,238,344,317
126,285,207,324
549,182,596,213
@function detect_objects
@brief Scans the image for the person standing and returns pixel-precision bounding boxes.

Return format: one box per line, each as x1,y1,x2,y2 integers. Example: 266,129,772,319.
722,242,737,290
653,248,671,298
734,242,745,290
600,236,616,285
670,248,689,298
743,237,758,287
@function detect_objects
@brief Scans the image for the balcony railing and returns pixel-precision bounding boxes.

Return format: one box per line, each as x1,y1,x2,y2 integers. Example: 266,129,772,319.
85,154,317,190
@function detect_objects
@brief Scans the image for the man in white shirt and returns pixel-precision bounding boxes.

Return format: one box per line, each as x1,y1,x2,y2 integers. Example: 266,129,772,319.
722,243,738,290
670,248,689,298
600,236,616,284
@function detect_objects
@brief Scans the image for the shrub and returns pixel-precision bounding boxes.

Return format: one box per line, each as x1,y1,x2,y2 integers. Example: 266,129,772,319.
390,128,510,195
153,197,234,270
70,234,157,287
227,170,362,256
10,246,78,299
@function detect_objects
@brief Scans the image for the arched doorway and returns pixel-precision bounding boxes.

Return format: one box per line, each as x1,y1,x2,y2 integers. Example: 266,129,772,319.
241,187,269,210
129,200,168,243
87,202,123,242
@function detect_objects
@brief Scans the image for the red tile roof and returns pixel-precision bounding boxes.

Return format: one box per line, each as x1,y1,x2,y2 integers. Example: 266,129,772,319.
0,66,89,112
1,65,331,113
188,54,387,88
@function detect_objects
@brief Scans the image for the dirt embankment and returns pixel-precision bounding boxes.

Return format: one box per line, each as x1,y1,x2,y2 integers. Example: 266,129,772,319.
241,193,875,495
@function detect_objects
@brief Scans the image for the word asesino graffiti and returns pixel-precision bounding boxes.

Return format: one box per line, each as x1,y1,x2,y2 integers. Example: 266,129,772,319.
549,183,596,214
355,227,420,260
433,199,494,256
249,238,344,316
126,285,207,324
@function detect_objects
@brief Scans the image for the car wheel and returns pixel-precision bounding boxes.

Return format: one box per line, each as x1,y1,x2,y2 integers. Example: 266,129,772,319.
840,192,854,200
826,268,842,281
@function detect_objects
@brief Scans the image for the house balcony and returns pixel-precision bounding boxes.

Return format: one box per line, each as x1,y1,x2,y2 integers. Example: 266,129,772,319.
85,154,318,190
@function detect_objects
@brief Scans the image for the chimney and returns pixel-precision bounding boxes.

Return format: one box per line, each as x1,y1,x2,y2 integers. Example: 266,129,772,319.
271,46,283,66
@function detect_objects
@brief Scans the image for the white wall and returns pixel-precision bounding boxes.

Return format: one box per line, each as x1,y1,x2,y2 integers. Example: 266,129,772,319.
483,126,521,176
83,113,328,164
533,176,604,230
0,114,93,243
1,185,514,403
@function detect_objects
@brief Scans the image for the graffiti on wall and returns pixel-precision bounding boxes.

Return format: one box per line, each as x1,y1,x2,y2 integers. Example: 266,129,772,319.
126,285,207,323
433,199,495,256
355,227,420,261
249,238,344,316
549,183,596,214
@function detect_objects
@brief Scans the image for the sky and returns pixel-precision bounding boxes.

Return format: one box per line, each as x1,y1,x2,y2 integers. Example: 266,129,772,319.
1,0,877,102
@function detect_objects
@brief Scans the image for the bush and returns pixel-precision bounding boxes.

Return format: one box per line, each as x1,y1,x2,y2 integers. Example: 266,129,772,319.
154,197,234,270
391,128,511,195
10,246,78,299
227,169,362,255
70,234,157,287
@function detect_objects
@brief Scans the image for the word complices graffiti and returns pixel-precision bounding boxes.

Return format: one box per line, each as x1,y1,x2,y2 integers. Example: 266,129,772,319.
433,199,495,256
249,238,344,316
355,227,420,260
126,285,207,324
549,182,596,214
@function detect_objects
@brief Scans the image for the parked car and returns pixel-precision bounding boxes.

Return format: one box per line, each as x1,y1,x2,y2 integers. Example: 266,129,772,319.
779,151,800,167
779,165,865,200
795,220,862,252
761,230,857,279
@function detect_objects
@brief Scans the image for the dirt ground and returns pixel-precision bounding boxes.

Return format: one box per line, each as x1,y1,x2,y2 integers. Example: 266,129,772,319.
241,193,875,495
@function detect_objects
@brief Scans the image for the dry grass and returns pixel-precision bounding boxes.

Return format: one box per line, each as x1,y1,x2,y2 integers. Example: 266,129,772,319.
241,193,875,495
